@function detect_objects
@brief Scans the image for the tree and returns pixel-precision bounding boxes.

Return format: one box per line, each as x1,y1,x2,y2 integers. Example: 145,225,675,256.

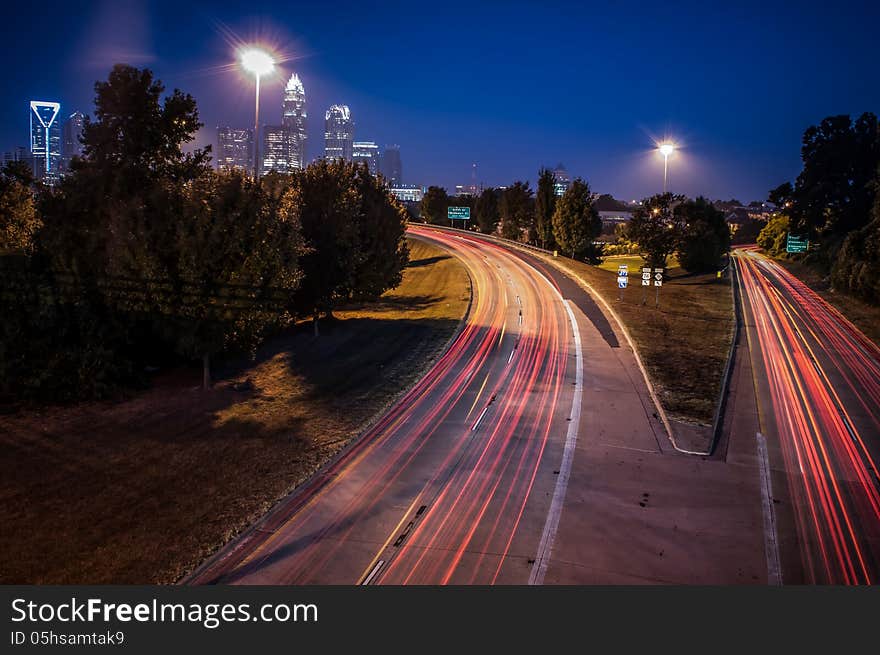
475,187,500,234
756,213,790,256
420,186,449,225
551,178,603,262
499,181,533,241
768,182,793,210
535,168,557,249
626,193,685,270
0,162,40,253
293,160,362,335
787,113,879,240
675,197,731,272
831,163,880,302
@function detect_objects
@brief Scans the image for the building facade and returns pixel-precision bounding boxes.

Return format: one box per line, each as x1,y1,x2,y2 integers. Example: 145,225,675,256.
261,126,294,175
324,105,354,161
552,163,570,197
389,184,424,203
352,141,381,174
61,111,85,172
282,73,307,170
216,127,254,173
29,100,62,183
382,144,402,185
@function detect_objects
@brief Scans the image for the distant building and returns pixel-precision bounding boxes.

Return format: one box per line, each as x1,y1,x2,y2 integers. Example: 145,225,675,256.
3,146,33,171
552,163,570,197
389,184,424,203
324,104,354,161
454,184,479,197
598,210,634,228
352,141,381,175
261,125,294,175
282,73,307,170
382,144,402,185
29,100,62,183
61,111,85,172
216,127,254,173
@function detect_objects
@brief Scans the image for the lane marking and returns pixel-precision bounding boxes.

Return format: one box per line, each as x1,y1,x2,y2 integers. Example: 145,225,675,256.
507,349,516,363
472,406,490,432
756,432,782,585
529,299,583,585
361,560,385,585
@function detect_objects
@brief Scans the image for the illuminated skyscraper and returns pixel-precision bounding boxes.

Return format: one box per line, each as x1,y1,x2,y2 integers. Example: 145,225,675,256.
282,73,307,170
62,111,85,172
261,125,293,175
324,105,354,161
382,144,402,185
352,141,381,174
216,127,254,173
552,163,570,197
29,100,61,183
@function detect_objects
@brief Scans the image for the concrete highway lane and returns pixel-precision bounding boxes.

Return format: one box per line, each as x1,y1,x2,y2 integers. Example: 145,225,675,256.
734,249,880,584
191,225,581,584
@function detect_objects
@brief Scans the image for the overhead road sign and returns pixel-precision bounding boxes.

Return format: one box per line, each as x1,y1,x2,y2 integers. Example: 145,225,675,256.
786,234,808,254
447,206,471,220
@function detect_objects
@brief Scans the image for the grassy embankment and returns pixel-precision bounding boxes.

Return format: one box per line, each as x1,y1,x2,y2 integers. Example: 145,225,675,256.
550,253,733,427
0,238,470,584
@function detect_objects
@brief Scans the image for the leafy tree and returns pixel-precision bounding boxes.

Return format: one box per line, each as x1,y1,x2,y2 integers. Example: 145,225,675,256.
500,181,533,241
756,213,790,256
350,166,410,300
768,182,793,210
475,187,500,234
0,162,40,252
293,160,362,334
675,197,731,272
535,168,557,249
551,178,602,262
420,185,449,225
626,193,685,270
831,163,880,302
787,113,879,240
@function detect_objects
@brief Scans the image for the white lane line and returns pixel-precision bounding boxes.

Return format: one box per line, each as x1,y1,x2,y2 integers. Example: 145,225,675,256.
529,299,583,585
756,432,782,585
472,406,490,432
361,559,385,585
507,349,516,363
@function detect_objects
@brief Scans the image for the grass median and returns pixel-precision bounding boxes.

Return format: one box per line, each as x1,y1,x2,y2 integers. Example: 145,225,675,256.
0,237,471,584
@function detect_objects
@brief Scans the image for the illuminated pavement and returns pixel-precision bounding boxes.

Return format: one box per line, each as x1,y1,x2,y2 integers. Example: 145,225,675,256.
734,249,880,584
191,229,769,585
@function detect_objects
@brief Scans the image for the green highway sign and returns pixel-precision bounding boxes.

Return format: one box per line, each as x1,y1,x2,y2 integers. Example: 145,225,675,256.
786,234,809,253
447,206,471,220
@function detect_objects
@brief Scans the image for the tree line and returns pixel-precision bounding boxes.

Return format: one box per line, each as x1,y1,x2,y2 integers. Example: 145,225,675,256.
420,173,730,273
0,65,409,402
760,112,880,303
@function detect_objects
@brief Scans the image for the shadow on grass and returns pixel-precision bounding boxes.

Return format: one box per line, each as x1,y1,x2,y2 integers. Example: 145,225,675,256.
407,254,451,268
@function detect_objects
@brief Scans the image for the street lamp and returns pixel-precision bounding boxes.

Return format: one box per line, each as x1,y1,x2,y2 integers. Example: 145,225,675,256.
658,142,675,193
240,47,275,179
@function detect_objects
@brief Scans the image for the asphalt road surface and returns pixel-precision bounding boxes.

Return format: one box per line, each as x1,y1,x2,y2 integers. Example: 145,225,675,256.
734,248,880,584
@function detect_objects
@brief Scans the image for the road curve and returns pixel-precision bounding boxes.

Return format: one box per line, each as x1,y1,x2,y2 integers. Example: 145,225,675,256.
190,225,580,584
734,249,880,584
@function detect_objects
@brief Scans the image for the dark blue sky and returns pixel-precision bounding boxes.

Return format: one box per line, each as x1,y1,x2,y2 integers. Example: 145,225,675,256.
3,0,878,200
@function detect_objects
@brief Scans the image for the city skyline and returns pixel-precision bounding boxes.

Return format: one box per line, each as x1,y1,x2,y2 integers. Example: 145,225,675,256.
1,1,878,200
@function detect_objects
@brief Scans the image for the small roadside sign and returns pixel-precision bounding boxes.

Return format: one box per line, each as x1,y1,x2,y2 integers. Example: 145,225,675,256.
653,268,664,287
641,267,651,286
786,233,808,253
617,264,628,289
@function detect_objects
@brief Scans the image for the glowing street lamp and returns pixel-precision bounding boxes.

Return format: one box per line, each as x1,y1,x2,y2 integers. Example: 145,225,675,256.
240,47,275,178
658,142,675,193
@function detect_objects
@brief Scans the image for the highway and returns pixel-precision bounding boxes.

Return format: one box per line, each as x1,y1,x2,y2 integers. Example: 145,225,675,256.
734,249,880,584
191,225,581,584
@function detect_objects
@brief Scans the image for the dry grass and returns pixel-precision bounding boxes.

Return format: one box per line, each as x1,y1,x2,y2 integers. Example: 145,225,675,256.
778,258,880,348
537,253,733,424
0,238,470,584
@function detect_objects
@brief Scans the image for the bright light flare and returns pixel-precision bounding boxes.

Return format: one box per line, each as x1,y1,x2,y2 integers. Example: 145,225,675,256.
239,47,275,77
658,142,675,158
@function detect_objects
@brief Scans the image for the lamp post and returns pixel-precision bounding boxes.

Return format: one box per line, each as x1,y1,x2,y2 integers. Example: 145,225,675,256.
240,48,275,179
658,142,674,193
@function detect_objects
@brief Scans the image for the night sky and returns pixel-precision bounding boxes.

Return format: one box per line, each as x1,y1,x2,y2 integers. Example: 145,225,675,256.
3,0,878,201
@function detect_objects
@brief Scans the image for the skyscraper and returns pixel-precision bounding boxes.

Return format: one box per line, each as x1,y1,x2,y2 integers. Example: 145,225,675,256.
261,125,293,175
29,100,61,183
352,141,381,175
61,111,85,173
216,127,254,173
552,163,570,197
324,105,354,161
282,73,307,170
382,144,402,185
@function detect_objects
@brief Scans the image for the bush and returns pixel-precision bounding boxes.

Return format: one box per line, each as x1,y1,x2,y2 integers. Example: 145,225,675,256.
831,218,880,303
756,214,790,256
